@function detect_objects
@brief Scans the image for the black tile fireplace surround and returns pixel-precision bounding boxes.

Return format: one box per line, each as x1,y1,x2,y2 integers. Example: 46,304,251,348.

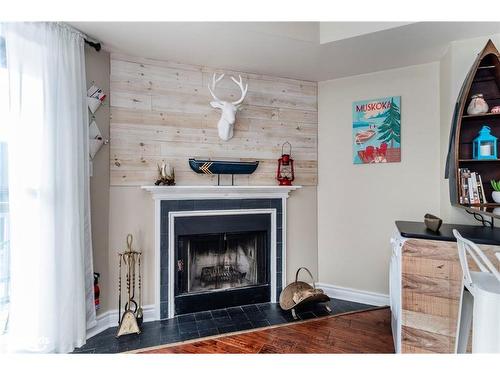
174,214,271,315
160,199,283,319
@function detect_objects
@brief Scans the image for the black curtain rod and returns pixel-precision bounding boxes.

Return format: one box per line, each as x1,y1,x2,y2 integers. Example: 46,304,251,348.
85,39,101,52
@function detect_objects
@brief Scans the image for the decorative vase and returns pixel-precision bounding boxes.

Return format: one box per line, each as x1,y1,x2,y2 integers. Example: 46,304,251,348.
467,94,489,115
492,191,500,203
424,213,442,232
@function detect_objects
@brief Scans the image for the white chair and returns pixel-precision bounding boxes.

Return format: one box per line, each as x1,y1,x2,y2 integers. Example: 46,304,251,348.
453,229,500,353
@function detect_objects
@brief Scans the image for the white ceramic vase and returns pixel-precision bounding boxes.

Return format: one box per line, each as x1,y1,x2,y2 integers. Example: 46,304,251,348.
467,94,489,115
492,191,500,204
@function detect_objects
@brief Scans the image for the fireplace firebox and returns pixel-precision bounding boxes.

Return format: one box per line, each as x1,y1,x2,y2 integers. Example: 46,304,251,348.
174,214,271,315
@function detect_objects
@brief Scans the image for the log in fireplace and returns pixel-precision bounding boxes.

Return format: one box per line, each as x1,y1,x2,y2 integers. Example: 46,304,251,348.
174,214,271,315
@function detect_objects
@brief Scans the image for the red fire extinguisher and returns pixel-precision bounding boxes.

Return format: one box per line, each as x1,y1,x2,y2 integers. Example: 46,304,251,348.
94,272,101,311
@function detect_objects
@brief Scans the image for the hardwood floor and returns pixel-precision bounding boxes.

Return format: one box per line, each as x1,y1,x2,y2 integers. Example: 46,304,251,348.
137,307,394,354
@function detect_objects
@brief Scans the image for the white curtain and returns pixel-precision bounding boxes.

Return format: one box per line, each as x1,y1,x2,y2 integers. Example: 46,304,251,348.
3,22,95,353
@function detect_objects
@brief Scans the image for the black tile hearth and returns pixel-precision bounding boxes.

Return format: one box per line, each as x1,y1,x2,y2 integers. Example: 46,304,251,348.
210,308,229,319
213,316,233,326
178,321,198,334
198,328,219,337
177,313,195,324
217,324,238,334
196,319,216,330
241,305,259,314
73,298,377,354
250,320,270,328
194,311,213,321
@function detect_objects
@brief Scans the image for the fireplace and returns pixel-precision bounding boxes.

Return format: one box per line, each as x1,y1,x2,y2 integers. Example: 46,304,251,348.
174,213,271,315
177,232,267,293
142,186,299,320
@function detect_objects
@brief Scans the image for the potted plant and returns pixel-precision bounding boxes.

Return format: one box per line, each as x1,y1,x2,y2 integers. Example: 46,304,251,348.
491,180,500,203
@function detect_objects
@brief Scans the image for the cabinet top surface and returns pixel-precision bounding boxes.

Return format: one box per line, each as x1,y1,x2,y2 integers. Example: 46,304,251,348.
396,220,500,246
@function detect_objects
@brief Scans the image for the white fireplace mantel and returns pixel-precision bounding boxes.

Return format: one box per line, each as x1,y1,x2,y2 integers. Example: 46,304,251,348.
141,185,301,320
141,185,302,200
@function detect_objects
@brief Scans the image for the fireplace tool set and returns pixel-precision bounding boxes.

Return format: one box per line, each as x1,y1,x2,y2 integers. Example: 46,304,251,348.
116,234,143,337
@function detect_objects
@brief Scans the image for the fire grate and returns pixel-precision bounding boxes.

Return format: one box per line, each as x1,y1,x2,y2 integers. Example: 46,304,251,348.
199,265,247,287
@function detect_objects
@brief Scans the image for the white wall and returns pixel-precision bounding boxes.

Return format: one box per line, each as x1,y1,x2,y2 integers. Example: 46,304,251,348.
85,47,111,312
317,63,441,295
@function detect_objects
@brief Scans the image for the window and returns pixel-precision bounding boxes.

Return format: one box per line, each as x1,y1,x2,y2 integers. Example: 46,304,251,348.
0,37,4,67
0,31,10,335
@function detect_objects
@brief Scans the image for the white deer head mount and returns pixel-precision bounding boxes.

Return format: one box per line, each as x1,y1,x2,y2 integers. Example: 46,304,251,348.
208,73,248,141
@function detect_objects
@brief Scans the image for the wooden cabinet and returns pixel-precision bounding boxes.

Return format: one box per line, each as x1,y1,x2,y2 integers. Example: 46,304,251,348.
399,238,500,353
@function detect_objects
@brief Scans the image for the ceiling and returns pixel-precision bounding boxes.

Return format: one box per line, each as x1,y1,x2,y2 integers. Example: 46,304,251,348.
70,22,500,82
319,22,413,44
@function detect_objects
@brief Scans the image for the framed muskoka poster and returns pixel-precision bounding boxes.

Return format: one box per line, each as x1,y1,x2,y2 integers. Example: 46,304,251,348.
352,96,401,164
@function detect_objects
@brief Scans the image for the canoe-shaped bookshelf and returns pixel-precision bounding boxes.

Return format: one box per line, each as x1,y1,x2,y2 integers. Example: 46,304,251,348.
446,39,500,219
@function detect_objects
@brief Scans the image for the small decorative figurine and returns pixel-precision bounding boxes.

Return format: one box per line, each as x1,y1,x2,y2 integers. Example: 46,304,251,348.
491,105,500,114
207,73,248,141
473,125,498,160
467,94,489,115
155,161,175,186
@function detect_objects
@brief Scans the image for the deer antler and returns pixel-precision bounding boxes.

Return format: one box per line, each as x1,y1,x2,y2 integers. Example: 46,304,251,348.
231,75,248,105
208,73,225,102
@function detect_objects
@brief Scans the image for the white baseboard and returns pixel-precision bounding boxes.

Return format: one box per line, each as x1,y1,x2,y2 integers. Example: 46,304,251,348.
316,283,389,307
86,305,156,340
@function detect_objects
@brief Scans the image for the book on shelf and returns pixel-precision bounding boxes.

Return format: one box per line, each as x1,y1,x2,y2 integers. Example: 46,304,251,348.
476,173,487,204
471,172,480,204
458,168,487,205
458,168,469,204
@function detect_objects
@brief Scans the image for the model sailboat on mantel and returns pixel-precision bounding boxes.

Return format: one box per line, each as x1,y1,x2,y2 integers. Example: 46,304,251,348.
445,39,500,219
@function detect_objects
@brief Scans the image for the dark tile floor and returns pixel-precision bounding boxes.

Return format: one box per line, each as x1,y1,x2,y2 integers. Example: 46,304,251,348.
73,298,374,354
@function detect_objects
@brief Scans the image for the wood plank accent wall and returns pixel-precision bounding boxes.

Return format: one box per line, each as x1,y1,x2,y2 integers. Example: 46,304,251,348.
109,53,318,186
401,239,500,353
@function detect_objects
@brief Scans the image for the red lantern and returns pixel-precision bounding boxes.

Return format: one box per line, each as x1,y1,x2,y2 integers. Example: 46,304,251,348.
277,141,295,186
